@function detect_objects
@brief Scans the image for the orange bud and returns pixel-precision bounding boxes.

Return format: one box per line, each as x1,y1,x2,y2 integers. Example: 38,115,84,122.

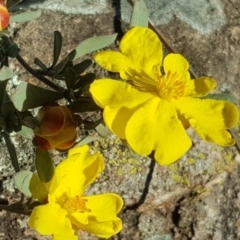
0,1,9,30
34,106,78,150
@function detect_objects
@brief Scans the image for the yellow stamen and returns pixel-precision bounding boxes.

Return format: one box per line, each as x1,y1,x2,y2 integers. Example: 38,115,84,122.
156,71,186,100
63,195,91,214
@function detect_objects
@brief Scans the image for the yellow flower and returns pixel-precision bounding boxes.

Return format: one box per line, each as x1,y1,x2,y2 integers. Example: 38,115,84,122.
90,26,239,165
29,145,123,240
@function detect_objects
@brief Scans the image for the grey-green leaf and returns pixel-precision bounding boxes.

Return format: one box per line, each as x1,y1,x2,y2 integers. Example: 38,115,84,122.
95,123,112,138
74,33,117,60
0,66,13,81
202,94,238,105
10,10,42,23
11,82,64,111
14,170,34,197
130,0,149,28
35,148,55,183
14,170,48,202
17,126,34,139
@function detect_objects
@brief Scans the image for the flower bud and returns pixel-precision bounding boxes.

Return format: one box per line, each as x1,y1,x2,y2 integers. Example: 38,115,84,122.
33,105,78,150
0,1,9,30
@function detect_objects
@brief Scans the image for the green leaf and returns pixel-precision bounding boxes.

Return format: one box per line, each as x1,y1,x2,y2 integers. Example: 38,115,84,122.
65,68,76,90
10,10,42,23
50,31,62,69
22,116,39,128
2,131,20,172
17,126,34,139
34,58,48,71
0,81,9,108
54,58,71,74
14,170,34,197
202,94,238,105
76,135,96,147
67,98,101,112
67,50,76,61
7,43,20,58
83,118,102,130
1,101,16,117
11,82,64,111
7,0,22,9
73,73,95,91
95,123,112,138
0,66,13,80
74,33,117,60
73,59,92,75
14,170,48,203
130,0,149,28
0,117,6,129
35,148,55,183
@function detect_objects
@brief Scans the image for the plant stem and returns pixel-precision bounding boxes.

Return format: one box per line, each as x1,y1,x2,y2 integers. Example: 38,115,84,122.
16,54,65,93
0,204,30,215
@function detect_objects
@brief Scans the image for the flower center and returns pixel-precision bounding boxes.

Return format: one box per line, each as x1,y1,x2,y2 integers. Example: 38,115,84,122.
156,71,186,100
63,195,91,214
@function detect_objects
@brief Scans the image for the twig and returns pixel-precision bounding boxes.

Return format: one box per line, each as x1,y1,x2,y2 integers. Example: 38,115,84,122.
0,204,31,215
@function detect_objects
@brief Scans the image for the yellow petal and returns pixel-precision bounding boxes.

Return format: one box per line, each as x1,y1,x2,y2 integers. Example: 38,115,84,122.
69,193,123,238
119,26,162,80
173,97,239,146
94,51,136,80
90,79,153,109
49,145,104,199
52,233,78,240
126,97,192,165
103,105,131,139
94,27,162,81
90,79,154,138
163,53,190,81
186,77,217,97
28,203,75,238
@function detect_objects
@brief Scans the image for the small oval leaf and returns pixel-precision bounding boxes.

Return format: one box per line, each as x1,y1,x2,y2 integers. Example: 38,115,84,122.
14,170,34,197
10,10,42,23
65,68,76,90
73,73,95,91
202,94,238,105
73,59,92,75
51,31,62,69
0,66,13,80
14,170,48,203
67,98,101,112
11,82,64,111
35,148,55,183
34,58,47,71
130,0,149,28
74,33,117,60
